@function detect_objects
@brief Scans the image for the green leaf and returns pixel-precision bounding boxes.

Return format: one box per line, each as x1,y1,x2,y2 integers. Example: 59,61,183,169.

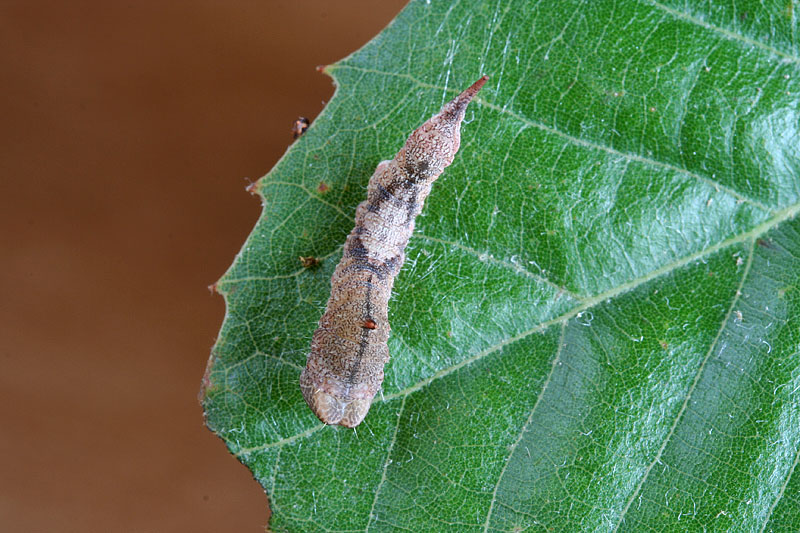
202,0,800,530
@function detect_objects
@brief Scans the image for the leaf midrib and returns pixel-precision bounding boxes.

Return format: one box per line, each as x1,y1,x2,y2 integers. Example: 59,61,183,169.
384,201,799,402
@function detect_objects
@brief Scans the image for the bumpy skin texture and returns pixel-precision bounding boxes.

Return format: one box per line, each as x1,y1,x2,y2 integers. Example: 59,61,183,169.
300,76,488,427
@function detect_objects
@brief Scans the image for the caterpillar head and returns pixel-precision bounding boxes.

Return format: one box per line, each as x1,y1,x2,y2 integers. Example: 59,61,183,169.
299,370,374,428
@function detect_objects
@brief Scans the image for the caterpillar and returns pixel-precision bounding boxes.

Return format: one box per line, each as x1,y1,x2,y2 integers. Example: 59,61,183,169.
300,76,488,427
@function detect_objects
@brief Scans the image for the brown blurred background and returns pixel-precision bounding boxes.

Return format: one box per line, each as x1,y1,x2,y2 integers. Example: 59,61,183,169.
0,1,407,531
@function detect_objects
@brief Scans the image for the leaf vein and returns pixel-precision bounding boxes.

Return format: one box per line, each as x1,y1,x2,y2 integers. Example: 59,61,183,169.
220,246,342,286
224,350,304,375
647,0,800,63
415,232,585,302
235,423,325,456
365,396,407,532
386,202,799,404
266,180,352,220
759,433,800,532
482,320,568,532
330,64,775,212
613,236,756,530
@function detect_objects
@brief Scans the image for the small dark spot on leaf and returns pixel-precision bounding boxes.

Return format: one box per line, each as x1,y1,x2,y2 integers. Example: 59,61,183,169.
292,117,310,139
317,181,330,193
299,256,320,268
245,181,260,195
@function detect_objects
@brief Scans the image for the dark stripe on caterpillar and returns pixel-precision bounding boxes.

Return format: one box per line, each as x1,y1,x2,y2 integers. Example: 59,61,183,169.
340,260,391,281
346,276,372,385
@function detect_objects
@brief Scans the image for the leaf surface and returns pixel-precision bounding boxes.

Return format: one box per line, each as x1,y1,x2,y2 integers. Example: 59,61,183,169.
202,1,800,530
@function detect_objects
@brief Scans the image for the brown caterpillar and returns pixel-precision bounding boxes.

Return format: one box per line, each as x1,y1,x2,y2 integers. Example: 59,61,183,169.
300,76,488,427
